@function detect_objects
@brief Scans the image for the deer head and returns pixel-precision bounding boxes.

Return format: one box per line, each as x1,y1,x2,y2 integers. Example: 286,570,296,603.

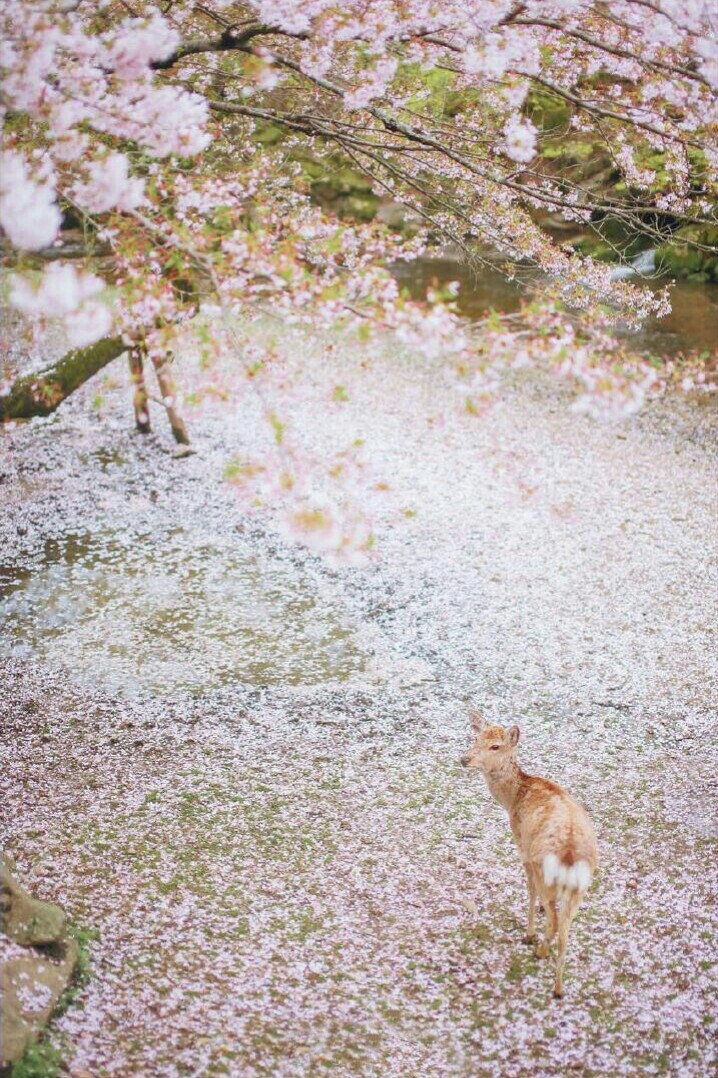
460,708,520,772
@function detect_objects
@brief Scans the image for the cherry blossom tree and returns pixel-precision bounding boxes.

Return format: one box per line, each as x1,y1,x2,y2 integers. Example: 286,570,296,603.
1,1,716,557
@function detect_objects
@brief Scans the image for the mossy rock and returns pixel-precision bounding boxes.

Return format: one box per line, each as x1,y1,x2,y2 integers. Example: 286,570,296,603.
592,216,643,247
526,88,571,132
657,224,718,281
444,87,480,118
1,858,66,948
571,238,621,263
541,138,598,163
2,941,78,1071
376,200,423,233
568,217,650,263
341,193,380,221
294,155,325,182
1,857,78,1071
253,123,285,146
309,163,380,221
313,166,374,198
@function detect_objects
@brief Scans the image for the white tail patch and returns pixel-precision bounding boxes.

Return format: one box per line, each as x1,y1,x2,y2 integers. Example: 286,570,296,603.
543,853,592,892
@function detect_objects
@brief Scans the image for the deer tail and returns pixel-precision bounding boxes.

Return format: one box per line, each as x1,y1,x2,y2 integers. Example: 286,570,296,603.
542,852,592,894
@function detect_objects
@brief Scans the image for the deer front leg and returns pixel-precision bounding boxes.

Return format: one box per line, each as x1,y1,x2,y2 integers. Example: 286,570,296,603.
522,863,537,944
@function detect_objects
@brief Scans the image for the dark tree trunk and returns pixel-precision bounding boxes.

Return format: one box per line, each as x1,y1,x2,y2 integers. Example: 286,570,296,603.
128,344,151,433
0,337,126,422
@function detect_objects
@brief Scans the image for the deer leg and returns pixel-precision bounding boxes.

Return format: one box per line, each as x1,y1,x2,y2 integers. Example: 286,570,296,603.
535,892,557,959
522,863,537,944
554,892,581,998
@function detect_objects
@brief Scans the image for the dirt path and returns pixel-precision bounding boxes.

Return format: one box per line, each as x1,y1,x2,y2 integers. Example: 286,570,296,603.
2,325,717,1076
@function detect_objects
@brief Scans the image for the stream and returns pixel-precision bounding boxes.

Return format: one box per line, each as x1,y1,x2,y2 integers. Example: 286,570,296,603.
393,252,718,357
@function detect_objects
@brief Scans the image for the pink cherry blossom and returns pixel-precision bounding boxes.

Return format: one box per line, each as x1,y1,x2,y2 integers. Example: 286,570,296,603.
502,118,538,164
9,263,104,318
106,13,180,81
345,57,398,109
0,150,61,250
73,153,145,214
65,301,114,347
0,0,716,553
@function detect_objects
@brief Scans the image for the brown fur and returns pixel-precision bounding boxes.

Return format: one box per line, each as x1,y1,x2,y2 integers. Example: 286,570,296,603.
460,708,598,998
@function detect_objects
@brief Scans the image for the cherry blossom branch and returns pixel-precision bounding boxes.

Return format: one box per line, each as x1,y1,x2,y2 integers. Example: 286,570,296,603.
508,15,711,87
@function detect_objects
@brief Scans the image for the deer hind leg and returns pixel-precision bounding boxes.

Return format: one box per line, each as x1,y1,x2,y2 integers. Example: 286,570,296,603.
554,890,581,998
522,862,538,944
535,881,557,959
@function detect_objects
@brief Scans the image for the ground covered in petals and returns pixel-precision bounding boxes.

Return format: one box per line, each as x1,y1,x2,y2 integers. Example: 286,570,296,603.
1,325,717,1077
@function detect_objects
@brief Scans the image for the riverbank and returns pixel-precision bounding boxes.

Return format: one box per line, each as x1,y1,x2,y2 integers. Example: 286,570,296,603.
1,323,717,1076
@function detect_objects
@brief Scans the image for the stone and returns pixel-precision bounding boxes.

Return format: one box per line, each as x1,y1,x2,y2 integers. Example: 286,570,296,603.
2,856,66,947
171,444,196,459
1,941,78,1067
1,855,78,1069
376,200,423,233
656,223,718,281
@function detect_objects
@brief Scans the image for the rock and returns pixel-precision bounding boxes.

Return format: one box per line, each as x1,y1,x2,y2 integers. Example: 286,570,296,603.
171,444,196,459
656,224,718,282
460,896,479,916
1,940,78,1067
526,87,571,132
342,193,381,222
2,856,66,947
376,200,423,233
1,855,79,1069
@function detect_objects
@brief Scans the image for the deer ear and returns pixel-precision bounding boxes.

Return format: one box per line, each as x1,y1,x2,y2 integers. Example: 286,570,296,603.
507,725,520,747
469,708,485,733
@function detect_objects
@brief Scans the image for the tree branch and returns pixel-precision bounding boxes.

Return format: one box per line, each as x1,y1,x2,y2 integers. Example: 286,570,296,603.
150,22,301,70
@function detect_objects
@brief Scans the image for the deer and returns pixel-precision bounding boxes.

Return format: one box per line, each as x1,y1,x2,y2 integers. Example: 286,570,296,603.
460,708,598,998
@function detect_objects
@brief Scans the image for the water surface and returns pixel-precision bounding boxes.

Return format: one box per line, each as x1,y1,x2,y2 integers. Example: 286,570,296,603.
0,529,364,696
393,255,718,356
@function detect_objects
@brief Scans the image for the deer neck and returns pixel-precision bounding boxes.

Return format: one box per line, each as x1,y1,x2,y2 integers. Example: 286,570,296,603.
483,758,524,813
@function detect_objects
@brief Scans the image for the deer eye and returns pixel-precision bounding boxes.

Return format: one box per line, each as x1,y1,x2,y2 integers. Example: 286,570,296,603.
489,744,501,751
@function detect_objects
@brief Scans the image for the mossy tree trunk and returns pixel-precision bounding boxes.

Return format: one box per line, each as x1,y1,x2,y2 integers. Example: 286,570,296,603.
1,334,192,444
0,337,126,422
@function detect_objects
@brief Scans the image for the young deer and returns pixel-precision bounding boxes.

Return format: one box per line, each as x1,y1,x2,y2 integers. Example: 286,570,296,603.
460,708,597,998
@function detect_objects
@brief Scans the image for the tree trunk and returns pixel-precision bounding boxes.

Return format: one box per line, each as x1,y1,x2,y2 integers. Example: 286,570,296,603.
128,344,151,433
0,337,126,422
0,336,192,446
151,349,190,445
